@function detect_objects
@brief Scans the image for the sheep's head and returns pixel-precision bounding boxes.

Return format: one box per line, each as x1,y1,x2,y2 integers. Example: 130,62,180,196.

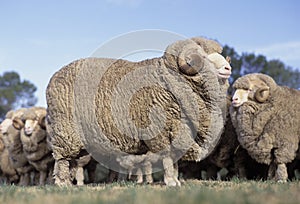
20,108,46,136
164,38,232,80
231,73,276,107
207,53,232,79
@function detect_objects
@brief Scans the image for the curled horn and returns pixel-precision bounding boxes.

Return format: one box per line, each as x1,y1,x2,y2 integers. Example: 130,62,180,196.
12,118,24,130
226,56,231,63
38,116,46,130
178,50,204,76
255,86,270,103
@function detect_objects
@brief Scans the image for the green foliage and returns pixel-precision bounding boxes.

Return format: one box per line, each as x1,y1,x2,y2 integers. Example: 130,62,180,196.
222,45,300,90
0,71,37,120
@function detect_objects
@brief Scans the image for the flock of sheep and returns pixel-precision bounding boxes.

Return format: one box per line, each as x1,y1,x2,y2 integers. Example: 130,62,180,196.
0,37,299,186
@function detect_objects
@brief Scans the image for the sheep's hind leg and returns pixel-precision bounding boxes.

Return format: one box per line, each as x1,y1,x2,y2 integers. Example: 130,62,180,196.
39,171,47,185
54,159,72,186
275,163,288,182
163,156,181,186
144,161,153,184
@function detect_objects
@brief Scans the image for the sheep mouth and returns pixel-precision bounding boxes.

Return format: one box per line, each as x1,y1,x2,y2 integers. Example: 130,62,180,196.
24,130,33,136
232,101,242,107
218,72,231,79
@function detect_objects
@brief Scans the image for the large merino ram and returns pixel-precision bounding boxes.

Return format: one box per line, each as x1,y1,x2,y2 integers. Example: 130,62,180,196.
230,73,300,182
46,37,231,186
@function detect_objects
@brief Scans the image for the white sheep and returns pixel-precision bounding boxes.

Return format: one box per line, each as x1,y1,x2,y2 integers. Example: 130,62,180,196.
16,107,55,185
0,108,35,186
46,37,231,186
230,73,300,182
0,131,19,184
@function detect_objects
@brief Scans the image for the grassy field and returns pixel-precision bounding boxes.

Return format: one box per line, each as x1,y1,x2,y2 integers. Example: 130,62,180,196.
0,179,300,204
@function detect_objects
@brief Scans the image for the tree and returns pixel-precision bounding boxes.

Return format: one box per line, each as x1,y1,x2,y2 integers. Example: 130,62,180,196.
222,45,300,90
0,71,37,120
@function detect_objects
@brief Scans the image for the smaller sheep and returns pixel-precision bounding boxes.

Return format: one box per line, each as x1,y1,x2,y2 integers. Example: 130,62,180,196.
14,107,55,185
1,108,36,186
0,131,19,184
230,73,300,182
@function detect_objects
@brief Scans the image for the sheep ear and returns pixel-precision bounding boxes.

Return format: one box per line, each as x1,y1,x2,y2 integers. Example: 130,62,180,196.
255,87,270,102
178,53,204,76
38,116,46,130
226,56,231,63
12,118,24,130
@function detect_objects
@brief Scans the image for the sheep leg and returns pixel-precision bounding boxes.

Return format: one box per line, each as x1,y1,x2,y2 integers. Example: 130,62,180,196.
19,173,30,186
144,161,153,184
39,171,47,186
75,166,84,186
86,160,97,184
238,166,247,179
206,165,218,180
47,167,54,184
162,156,180,186
107,170,118,183
136,168,143,184
54,159,72,186
173,162,181,186
275,163,288,182
267,162,276,180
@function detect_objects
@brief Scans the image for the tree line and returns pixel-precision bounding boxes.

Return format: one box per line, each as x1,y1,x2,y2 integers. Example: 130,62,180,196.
0,45,299,120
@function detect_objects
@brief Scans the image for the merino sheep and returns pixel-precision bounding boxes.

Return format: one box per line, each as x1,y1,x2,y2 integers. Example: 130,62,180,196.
0,131,19,184
14,107,55,185
0,108,35,186
46,37,231,186
230,73,300,182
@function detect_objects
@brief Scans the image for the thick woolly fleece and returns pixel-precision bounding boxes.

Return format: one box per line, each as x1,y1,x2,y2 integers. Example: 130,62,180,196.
46,37,228,185
230,73,300,173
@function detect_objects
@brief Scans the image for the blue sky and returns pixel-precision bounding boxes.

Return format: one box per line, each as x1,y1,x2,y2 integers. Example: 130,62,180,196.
0,0,299,107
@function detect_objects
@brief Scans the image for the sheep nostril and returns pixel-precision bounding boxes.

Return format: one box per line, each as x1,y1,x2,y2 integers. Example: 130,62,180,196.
225,67,231,71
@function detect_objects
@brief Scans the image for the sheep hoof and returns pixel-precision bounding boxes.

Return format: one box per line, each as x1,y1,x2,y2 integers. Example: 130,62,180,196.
164,177,181,187
277,179,287,183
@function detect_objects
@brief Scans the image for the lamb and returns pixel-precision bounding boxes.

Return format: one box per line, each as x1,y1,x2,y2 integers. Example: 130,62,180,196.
0,108,35,186
46,36,231,186
14,107,55,185
230,73,300,182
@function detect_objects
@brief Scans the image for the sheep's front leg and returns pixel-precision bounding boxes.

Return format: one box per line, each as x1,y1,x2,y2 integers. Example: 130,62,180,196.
275,163,288,182
18,173,30,186
75,166,84,186
162,156,180,186
173,162,181,186
144,161,153,184
54,159,72,186
136,168,143,184
39,171,47,185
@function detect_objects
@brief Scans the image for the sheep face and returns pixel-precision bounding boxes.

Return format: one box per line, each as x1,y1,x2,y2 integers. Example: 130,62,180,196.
232,89,251,107
207,53,232,79
232,76,271,107
23,119,39,136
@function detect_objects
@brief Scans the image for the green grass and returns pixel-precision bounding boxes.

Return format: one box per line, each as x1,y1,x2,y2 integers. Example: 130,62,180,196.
0,180,300,204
